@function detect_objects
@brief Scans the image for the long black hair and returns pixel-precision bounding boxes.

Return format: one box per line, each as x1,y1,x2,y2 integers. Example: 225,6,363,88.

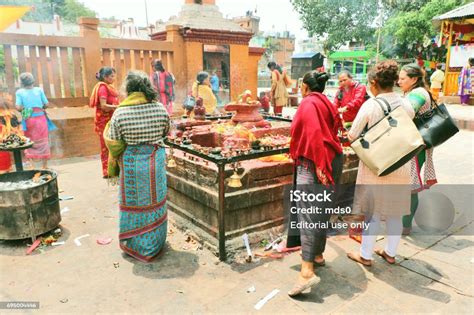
267,61,283,74
153,59,165,72
401,63,428,90
96,67,115,82
302,71,330,93
125,71,157,103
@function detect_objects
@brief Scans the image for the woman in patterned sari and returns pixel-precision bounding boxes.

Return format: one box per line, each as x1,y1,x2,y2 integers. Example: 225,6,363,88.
398,64,438,235
104,71,170,262
89,67,119,178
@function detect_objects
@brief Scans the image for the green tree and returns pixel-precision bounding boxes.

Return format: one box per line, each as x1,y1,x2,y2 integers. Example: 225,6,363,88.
291,0,379,52
55,0,95,23
263,37,281,61
381,0,466,60
0,0,95,23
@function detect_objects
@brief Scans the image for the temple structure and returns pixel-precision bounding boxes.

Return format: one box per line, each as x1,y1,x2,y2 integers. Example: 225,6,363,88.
150,0,265,106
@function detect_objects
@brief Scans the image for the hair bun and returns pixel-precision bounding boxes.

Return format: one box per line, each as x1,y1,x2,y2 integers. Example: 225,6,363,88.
316,72,330,83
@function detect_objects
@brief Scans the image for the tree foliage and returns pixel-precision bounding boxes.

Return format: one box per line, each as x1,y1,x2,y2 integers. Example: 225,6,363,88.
292,0,468,61
55,0,95,23
291,0,379,52
382,0,465,60
0,0,95,23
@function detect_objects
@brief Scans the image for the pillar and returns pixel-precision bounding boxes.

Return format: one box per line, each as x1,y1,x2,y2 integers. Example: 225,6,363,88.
230,44,249,101
78,17,101,96
166,24,188,114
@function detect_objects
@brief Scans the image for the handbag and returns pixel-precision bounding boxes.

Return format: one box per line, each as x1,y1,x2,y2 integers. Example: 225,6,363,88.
413,97,459,149
350,98,425,176
183,84,200,111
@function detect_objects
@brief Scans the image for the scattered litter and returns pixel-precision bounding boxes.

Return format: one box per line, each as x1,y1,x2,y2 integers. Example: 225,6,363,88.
254,289,279,310
60,298,68,303
275,240,300,253
59,195,74,201
265,236,283,251
26,238,42,255
51,241,65,246
247,286,256,293
470,258,474,264
182,235,200,250
255,252,284,259
263,263,269,268
42,235,58,245
96,237,113,245
74,234,90,246
242,233,253,262
60,207,70,214
177,289,184,294
113,262,120,268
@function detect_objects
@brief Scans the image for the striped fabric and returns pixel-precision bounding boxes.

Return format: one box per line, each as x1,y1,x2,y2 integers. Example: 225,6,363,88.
108,102,170,145
406,88,437,191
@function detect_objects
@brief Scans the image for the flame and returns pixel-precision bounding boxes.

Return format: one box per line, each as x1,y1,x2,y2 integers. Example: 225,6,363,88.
0,109,24,141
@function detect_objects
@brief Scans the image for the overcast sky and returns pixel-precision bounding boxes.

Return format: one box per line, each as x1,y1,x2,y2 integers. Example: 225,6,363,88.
80,0,308,42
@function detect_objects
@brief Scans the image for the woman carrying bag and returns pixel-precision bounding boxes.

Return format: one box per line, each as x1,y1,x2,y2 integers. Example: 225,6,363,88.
347,60,415,266
398,64,438,235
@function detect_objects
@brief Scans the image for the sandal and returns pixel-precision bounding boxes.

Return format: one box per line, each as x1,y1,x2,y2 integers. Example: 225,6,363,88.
288,275,319,297
347,252,372,266
374,249,396,264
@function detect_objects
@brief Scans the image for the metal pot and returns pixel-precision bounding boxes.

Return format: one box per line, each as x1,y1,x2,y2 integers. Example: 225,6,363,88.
0,170,60,240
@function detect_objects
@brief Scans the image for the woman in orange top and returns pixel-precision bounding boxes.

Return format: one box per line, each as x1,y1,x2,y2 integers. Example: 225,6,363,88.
89,67,119,178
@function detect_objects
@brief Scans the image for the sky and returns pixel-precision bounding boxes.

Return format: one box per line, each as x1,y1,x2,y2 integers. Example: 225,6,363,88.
80,0,308,43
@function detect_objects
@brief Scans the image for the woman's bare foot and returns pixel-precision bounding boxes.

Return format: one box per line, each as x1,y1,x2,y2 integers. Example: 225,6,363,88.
347,252,372,266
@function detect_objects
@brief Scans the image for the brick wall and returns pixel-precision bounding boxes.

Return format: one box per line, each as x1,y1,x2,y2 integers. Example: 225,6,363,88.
48,107,100,159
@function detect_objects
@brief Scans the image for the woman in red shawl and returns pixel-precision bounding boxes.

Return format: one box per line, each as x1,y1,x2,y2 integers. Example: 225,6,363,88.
287,71,343,297
89,67,119,178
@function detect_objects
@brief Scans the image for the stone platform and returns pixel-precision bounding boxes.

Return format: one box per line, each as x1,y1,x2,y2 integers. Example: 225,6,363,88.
166,150,359,255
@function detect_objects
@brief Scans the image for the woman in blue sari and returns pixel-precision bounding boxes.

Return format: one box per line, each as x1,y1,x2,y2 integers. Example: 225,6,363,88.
105,71,170,262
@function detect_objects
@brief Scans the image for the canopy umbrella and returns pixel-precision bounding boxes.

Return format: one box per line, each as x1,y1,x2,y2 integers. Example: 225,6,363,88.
0,6,31,32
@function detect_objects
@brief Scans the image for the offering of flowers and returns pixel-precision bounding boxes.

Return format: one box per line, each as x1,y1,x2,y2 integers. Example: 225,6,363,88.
237,90,262,106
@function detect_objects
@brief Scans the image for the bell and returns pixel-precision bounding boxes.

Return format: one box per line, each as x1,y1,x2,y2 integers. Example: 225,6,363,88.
167,158,177,168
227,171,242,188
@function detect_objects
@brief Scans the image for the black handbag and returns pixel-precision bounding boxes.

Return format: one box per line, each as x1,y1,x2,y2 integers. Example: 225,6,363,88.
413,97,459,149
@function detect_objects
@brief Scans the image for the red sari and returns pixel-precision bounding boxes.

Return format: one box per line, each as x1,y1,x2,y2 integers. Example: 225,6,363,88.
89,82,119,177
290,92,342,185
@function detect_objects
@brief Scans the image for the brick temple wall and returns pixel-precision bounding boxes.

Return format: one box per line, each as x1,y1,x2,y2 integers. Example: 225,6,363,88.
48,107,100,159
